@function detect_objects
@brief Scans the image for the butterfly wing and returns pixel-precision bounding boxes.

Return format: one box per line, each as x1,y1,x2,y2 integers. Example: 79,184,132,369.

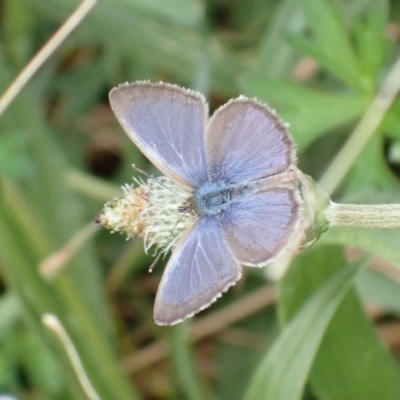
109,81,209,190
205,98,295,184
154,216,241,325
219,188,301,266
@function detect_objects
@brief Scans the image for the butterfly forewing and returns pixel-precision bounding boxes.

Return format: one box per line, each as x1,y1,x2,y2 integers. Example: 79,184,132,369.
109,82,209,190
205,99,295,184
154,217,241,325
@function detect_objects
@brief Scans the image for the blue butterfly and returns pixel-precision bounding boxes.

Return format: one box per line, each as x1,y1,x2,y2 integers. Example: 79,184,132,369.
109,82,302,325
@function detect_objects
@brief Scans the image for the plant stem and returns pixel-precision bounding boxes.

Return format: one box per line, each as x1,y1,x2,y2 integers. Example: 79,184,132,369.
319,53,400,195
325,202,400,228
42,314,101,400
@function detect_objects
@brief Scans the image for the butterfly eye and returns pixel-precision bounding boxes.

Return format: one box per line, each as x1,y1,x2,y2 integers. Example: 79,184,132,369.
178,201,198,217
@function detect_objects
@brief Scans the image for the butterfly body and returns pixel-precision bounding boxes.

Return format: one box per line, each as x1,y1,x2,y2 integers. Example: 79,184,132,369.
109,81,303,325
192,181,236,216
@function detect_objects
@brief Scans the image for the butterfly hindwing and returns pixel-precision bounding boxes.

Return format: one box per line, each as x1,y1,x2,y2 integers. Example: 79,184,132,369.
218,188,300,266
154,217,241,325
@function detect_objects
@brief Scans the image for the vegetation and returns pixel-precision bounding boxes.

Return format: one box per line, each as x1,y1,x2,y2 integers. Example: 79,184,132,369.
0,0,399,399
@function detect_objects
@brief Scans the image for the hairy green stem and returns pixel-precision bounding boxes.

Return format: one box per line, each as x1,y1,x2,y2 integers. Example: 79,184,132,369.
325,202,400,228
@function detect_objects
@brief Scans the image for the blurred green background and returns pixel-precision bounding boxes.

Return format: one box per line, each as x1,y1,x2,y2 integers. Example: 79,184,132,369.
1,0,400,399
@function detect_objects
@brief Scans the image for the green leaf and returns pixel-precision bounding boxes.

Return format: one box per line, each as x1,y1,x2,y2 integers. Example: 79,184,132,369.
240,76,370,150
55,57,108,120
26,0,242,95
310,289,400,400
343,134,400,195
0,293,21,339
3,0,35,67
117,0,204,27
356,268,400,316
248,0,304,78
320,227,400,269
353,0,390,85
294,0,367,92
169,322,205,400
21,330,64,394
0,328,20,391
0,60,141,399
243,247,361,400
0,131,33,179
279,245,400,400
382,97,400,140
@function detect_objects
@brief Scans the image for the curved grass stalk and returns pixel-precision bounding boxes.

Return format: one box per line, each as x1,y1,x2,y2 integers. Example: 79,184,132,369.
42,314,101,400
0,0,98,117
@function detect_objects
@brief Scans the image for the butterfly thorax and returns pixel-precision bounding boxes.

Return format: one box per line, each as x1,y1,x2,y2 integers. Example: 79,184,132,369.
191,181,243,217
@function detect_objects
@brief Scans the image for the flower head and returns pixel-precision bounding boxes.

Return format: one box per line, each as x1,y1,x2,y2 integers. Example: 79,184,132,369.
96,177,194,254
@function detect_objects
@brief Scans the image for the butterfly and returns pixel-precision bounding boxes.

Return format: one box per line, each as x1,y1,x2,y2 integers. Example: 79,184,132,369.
109,81,303,325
